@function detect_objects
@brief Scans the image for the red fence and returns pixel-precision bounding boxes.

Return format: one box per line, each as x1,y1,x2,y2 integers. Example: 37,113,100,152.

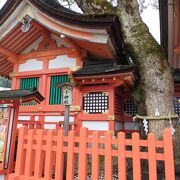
17,119,75,130
8,127,175,180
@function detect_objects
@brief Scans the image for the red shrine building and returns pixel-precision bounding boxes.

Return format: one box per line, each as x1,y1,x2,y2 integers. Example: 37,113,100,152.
159,0,180,115
0,0,139,136
0,0,179,177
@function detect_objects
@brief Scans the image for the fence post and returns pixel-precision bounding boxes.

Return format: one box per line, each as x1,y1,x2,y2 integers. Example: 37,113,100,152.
78,128,88,180
92,131,100,180
105,132,112,180
24,129,34,176
163,128,175,180
44,131,53,179
29,116,35,129
132,132,141,180
34,129,43,178
15,126,27,176
148,133,157,180
55,130,64,180
66,130,75,180
118,132,126,180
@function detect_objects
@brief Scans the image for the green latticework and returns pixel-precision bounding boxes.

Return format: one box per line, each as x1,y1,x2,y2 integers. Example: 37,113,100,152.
49,75,70,105
20,77,39,106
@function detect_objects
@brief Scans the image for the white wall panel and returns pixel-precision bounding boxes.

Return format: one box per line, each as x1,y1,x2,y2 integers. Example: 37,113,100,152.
48,55,76,69
44,116,74,123
82,121,109,131
18,116,39,121
19,59,43,72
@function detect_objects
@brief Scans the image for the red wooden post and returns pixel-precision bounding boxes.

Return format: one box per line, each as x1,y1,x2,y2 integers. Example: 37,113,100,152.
55,130,64,180
66,130,75,180
44,131,53,179
38,116,44,129
148,133,157,180
163,128,175,180
78,128,88,180
118,132,126,180
34,129,43,178
29,116,35,129
132,132,141,180
105,132,112,180
24,129,34,176
15,126,27,176
92,131,100,180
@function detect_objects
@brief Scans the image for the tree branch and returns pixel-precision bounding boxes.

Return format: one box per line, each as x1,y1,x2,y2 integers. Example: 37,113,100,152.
74,0,117,15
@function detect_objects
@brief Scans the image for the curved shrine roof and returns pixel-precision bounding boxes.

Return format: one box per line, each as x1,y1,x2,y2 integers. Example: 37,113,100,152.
0,89,44,103
0,0,128,77
73,62,137,77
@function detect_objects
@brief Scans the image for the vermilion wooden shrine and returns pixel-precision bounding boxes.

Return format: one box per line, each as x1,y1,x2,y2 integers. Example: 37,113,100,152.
0,0,139,175
0,0,139,135
0,0,178,178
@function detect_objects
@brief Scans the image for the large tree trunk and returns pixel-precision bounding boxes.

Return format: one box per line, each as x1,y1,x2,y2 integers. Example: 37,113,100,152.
116,0,175,135
74,0,180,165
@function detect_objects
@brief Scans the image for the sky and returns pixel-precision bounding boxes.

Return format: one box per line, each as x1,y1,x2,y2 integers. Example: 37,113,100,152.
0,0,160,42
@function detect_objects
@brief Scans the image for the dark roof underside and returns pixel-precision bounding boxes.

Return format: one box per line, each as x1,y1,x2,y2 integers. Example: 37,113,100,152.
174,69,180,83
73,61,137,77
158,0,168,55
0,89,44,102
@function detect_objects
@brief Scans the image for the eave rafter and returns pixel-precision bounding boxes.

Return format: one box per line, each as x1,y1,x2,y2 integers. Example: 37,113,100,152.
0,46,18,64
31,20,50,41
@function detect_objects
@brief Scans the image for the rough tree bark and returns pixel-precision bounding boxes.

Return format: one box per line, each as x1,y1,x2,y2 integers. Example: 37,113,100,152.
73,0,180,164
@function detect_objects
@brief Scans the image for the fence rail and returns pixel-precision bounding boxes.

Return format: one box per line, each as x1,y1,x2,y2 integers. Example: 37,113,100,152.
8,127,175,180
17,120,75,130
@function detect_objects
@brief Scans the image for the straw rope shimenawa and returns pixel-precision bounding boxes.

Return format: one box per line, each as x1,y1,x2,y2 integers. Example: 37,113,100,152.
133,114,179,121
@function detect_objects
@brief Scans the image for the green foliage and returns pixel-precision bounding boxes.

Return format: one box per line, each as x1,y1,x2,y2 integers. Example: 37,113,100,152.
0,76,11,88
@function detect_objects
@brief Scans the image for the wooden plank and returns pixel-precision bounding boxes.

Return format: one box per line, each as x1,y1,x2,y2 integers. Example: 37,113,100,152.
105,132,112,180
44,131,53,179
163,128,175,180
148,133,157,180
118,132,126,180
66,130,75,180
55,130,64,180
24,129,34,176
34,129,43,178
78,128,88,180
132,132,141,180
0,47,17,63
92,131,100,180
15,127,27,176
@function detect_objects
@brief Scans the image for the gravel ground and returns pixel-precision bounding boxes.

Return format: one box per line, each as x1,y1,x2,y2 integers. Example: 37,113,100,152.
74,170,119,180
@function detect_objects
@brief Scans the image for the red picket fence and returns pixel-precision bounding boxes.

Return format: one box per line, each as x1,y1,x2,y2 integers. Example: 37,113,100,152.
8,127,175,180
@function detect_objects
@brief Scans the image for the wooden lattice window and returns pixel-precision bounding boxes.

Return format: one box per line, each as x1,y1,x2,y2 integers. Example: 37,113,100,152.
49,75,70,105
20,77,39,106
174,97,180,116
124,99,138,116
83,92,109,114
